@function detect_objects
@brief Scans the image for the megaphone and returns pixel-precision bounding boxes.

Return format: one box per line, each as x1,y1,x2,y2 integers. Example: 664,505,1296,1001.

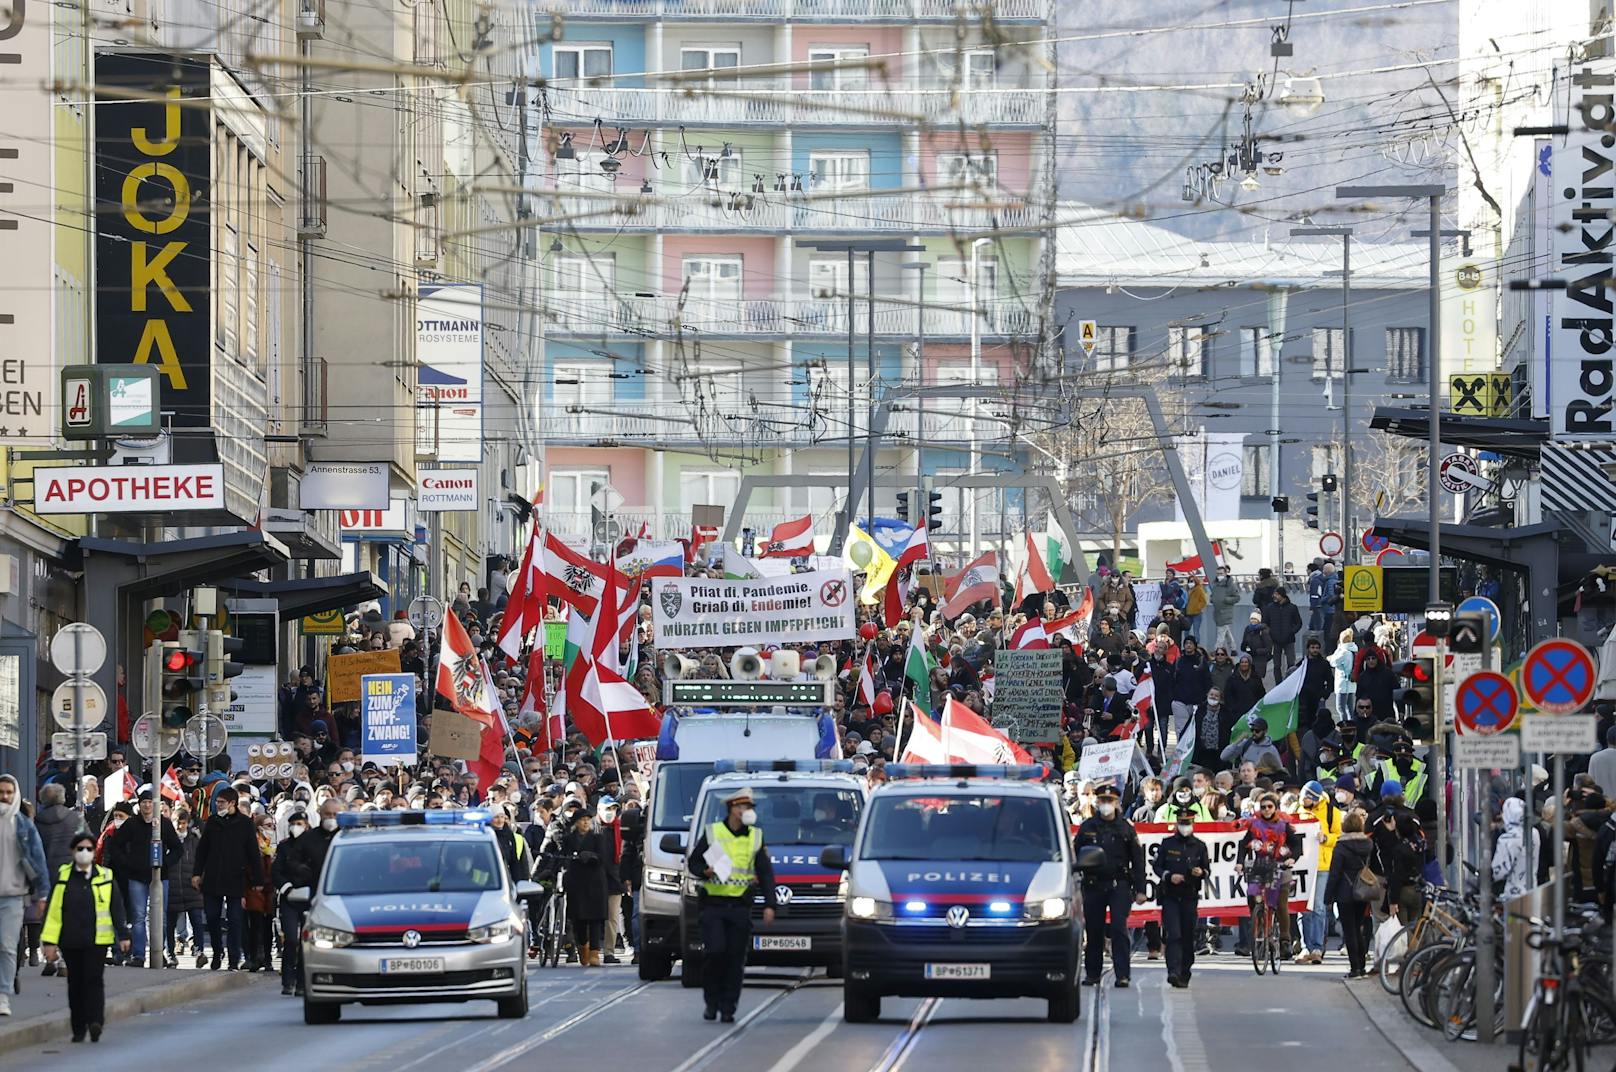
731,647,764,681
770,650,801,680
662,653,698,680
810,654,838,681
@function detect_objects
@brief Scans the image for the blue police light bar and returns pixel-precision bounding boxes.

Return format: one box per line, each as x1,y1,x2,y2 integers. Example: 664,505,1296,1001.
885,764,1049,781
334,809,492,829
713,759,855,775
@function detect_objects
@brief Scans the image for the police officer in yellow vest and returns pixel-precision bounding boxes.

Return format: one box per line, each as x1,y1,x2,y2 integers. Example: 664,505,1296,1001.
686,786,779,1023
1371,739,1428,805
41,833,129,1043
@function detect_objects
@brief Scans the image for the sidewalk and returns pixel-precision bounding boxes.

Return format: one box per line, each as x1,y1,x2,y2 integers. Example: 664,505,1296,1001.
2,960,268,1048
1343,974,1515,1072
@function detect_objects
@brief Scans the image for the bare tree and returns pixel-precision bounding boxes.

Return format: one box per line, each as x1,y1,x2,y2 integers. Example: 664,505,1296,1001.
1344,431,1428,520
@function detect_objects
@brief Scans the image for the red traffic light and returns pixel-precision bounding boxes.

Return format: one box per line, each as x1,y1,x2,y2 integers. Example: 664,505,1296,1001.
164,649,200,673
1393,659,1433,684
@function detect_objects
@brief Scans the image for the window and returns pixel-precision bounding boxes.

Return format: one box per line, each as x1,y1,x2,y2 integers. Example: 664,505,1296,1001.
553,43,612,82
552,363,611,407
935,48,997,90
683,149,743,191
807,256,868,298
1167,325,1209,378
809,150,870,193
1091,325,1135,372
682,256,742,301
938,152,998,191
1240,327,1275,377
549,469,612,513
808,47,869,91
936,257,998,306
795,469,844,517
1386,327,1426,382
1243,443,1270,496
936,362,999,388
555,253,611,296
683,363,743,407
680,470,740,512
679,46,740,86
1312,327,1347,380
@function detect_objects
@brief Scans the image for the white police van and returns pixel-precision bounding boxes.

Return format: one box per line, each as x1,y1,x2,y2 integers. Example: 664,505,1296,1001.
290,810,543,1024
822,764,1103,1023
667,760,864,984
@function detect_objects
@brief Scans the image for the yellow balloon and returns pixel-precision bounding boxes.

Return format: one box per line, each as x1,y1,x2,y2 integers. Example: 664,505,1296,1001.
850,541,873,568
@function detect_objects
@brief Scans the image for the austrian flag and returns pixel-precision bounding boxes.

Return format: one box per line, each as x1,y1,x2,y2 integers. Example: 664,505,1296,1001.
758,514,815,558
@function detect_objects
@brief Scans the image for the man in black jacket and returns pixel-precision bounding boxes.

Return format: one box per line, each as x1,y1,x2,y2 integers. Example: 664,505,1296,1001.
1368,784,1426,922
1262,589,1304,681
107,789,181,966
192,787,261,970
273,799,343,994
1075,782,1146,988
1152,813,1211,988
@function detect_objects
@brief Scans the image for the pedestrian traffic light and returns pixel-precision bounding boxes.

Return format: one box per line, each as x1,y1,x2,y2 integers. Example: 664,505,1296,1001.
1392,657,1435,738
1271,495,1289,513
205,628,245,711
1305,492,1321,529
927,491,943,532
161,629,206,728
896,491,911,524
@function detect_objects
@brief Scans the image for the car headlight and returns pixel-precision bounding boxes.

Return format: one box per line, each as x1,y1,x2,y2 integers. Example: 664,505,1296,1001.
1029,897,1069,921
848,897,892,920
305,925,354,950
468,918,522,944
645,867,682,892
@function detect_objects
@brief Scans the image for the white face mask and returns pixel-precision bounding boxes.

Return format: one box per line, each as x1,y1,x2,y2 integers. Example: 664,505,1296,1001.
740,808,758,827
290,823,308,837
341,762,354,772
321,816,338,832
1175,823,1194,837
1097,802,1117,819
1335,791,1352,805
73,848,94,866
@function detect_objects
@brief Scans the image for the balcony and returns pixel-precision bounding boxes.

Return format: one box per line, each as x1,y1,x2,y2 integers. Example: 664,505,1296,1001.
536,400,971,447
532,0,1047,21
546,191,1041,234
543,293,1034,337
539,84,1043,127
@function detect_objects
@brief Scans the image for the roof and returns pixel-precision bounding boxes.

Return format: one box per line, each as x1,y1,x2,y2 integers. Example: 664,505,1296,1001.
876,778,1055,796
1054,204,1432,289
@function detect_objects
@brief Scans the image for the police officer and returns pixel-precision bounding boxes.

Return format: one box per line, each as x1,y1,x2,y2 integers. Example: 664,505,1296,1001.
41,833,129,1043
686,786,778,1022
1152,812,1210,988
1371,738,1428,806
273,799,343,997
1075,781,1145,988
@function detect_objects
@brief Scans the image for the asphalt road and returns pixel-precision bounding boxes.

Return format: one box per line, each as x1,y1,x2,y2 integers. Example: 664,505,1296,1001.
0,954,1418,1071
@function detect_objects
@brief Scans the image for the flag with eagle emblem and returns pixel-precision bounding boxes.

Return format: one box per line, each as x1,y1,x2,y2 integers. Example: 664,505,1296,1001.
436,611,500,729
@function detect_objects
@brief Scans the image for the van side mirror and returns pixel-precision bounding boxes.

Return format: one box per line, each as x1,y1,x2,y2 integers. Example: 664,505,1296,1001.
819,845,848,870
1074,845,1106,872
514,880,543,901
660,833,688,856
286,886,312,906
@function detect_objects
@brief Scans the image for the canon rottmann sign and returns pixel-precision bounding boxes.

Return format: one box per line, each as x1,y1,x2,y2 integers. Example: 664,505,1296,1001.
417,468,478,512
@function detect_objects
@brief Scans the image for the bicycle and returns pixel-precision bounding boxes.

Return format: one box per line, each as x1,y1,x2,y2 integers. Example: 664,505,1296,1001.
1379,882,1470,994
535,867,569,969
1246,856,1293,977
1512,911,1616,1072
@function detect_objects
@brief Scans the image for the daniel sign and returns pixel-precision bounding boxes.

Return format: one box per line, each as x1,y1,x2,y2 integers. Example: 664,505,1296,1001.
34,464,226,514
418,468,478,512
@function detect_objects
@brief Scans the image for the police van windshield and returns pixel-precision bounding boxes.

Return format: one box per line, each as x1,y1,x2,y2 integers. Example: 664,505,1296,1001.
652,762,716,831
700,786,862,846
323,839,504,895
859,794,1061,863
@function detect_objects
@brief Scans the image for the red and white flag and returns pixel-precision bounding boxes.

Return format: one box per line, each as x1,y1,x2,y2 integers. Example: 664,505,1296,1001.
517,647,563,754
883,527,929,626
758,514,815,558
1008,617,1050,650
899,698,1033,764
563,556,660,746
540,531,620,616
856,644,879,707
941,551,999,620
496,524,544,661
1129,663,1156,730
467,658,511,800
1165,541,1225,577
436,611,500,729
159,766,183,803
1022,531,1055,594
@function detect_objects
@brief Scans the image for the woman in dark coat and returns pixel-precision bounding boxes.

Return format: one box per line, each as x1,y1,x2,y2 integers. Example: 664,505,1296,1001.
561,809,619,968
1222,654,1267,727
164,809,208,968
1325,811,1376,979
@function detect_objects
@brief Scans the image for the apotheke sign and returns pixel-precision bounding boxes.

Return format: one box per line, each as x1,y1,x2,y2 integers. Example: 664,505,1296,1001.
418,469,478,512
34,464,226,513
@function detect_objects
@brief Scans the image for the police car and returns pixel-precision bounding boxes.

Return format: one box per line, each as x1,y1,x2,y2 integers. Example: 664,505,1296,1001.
289,810,542,1024
822,765,1103,1024
671,760,865,984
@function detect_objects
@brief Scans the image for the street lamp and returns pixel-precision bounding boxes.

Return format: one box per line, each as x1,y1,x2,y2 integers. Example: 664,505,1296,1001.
1280,75,1325,116
900,261,930,525
1335,183,1446,602
968,236,993,557
1291,224,1354,554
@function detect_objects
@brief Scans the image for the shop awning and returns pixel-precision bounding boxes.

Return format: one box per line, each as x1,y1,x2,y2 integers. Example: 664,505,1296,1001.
76,531,291,602
215,572,387,621
263,509,343,560
1369,407,1547,462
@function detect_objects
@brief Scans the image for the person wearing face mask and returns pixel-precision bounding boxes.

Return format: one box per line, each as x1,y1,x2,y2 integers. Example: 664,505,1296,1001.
191,787,261,971
617,799,645,959
40,833,128,1041
1152,812,1210,988
273,800,342,996
685,787,778,1022
0,774,49,1015
1295,781,1341,965
164,809,209,970
106,788,182,967
1154,777,1215,823
1074,781,1146,988
560,804,617,970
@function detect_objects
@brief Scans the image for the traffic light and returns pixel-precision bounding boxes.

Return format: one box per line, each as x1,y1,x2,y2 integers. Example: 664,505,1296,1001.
1321,473,1339,494
1271,495,1289,514
927,491,943,532
1392,657,1435,739
160,629,206,728
205,628,245,711
896,491,911,524
1305,492,1321,529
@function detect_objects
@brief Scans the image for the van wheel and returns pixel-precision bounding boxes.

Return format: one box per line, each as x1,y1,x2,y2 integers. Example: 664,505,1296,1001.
824,961,844,980
638,952,672,981
303,999,341,1025
497,981,529,1019
680,955,703,989
1048,986,1081,1024
843,984,880,1023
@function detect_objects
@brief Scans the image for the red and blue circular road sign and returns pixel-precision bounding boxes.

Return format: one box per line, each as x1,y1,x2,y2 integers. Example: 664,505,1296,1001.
1362,529,1390,554
1454,671,1518,736
1521,638,1596,715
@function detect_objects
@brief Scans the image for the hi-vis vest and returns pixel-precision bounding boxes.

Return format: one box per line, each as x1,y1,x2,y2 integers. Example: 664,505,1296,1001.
703,822,762,898
1379,758,1428,802
41,863,116,947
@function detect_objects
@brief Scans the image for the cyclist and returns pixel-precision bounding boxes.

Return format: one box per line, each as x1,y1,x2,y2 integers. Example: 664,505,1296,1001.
1236,793,1303,959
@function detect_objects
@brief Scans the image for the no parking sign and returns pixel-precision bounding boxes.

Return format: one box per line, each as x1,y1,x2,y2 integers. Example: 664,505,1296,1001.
1521,639,1596,715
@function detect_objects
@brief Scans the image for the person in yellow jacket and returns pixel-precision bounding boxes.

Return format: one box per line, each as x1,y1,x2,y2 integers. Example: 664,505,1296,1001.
1296,782,1342,965
41,833,130,1043
685,786,779,1023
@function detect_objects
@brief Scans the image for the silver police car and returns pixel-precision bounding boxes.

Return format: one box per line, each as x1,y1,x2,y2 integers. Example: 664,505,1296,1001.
289,810,539,1024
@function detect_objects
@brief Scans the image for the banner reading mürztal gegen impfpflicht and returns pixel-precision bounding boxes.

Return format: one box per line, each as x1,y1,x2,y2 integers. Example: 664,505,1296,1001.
650,569,857,650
